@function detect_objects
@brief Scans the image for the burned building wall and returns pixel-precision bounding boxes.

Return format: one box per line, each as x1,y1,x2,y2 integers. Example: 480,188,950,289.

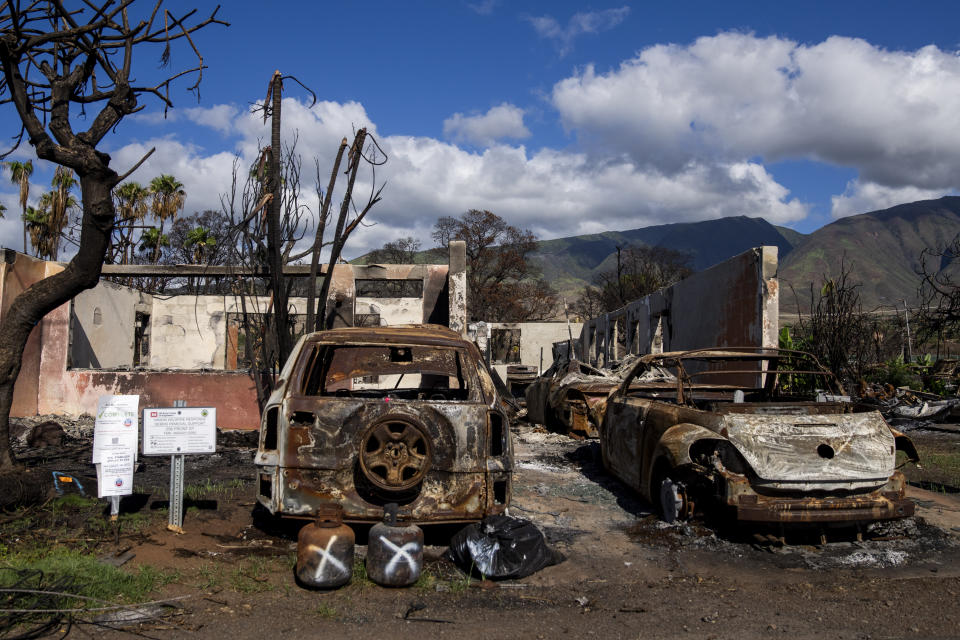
469,321,583,381
0,250,63,417
579,246,779,366
70,281,149,369
2,244,469,427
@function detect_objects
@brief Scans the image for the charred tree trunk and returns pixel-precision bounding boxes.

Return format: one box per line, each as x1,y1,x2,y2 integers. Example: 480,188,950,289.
0,172,117,468
306,137,348,333
315,129,368,329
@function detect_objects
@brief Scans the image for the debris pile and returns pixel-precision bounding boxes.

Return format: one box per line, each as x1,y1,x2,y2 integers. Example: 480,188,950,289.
856,382,960,431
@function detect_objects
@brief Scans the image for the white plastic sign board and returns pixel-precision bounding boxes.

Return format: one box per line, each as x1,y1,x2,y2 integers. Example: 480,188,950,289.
142,407,217,455
96,450,135,498
93,394,139,499
92,395,139,464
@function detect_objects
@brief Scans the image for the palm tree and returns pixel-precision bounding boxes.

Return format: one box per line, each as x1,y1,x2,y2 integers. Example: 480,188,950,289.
23,205,53,259
148,175,185,263
113,181,149,265
0,203,6,218
47,166,78,259
184,225,216,264
5,160,33,252
138,226,169,257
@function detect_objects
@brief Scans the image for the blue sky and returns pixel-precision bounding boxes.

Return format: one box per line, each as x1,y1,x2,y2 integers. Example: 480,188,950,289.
3,0,960,259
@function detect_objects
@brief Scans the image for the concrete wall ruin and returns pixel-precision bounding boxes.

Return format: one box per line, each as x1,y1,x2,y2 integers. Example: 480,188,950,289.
1,244,468,427
469,321,583,382
578,246,778,367
71,282,150,369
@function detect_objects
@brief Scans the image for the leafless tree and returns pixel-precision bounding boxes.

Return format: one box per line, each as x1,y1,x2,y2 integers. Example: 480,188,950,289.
222,125,385,408
790,259,872,384
432,209,558,322
573,245,692,318
915,237,960,353
0,1,226,469
367,236,421,264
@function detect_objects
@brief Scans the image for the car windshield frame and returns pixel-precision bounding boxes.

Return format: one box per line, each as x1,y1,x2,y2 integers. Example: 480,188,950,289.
617,347,842,405
293,341,483,402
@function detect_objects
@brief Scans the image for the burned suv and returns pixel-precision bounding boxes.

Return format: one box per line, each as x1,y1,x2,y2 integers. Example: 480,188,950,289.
600,348,919,525
255,325,512,523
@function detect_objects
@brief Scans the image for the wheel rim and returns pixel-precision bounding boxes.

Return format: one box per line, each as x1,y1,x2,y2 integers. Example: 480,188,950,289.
359,418,432,491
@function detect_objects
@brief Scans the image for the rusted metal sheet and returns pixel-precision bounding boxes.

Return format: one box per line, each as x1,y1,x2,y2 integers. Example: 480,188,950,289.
255,324,512,524
600,348,920,526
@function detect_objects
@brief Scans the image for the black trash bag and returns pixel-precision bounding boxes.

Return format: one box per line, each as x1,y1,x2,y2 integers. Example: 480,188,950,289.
447,515,564,579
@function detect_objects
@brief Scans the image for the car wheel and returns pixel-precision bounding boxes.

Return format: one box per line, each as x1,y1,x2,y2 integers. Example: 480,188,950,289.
359,416,433,492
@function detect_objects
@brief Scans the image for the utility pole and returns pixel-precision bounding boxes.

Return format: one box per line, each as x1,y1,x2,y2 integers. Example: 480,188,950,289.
266,70,292,364
902,299,913,361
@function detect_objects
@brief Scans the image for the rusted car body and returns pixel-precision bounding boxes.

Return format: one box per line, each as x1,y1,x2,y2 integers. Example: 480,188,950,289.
526,356,667,438
600,348,919,525
526,359,624,438
255,325,512,524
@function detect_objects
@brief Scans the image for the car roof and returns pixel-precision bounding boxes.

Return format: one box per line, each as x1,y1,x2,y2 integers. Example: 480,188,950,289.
302,324,471,348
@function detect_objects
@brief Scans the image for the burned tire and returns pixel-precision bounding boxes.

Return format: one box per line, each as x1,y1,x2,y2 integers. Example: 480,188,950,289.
359,416,433,492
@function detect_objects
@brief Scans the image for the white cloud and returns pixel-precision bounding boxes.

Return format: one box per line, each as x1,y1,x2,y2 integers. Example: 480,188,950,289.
529,7,630,56
111,137,244,216
552,33,960,191
183,104,240,135
443,103,531,146
830,180,950,218
106,97,805,259
467,0,498,15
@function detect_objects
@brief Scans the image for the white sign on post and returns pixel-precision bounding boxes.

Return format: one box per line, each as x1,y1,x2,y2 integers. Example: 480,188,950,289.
92,395,139,499
142,407,217,456
96,450,135,498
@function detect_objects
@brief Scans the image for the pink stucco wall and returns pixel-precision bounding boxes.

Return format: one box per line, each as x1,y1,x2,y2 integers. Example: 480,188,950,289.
2,252,262,429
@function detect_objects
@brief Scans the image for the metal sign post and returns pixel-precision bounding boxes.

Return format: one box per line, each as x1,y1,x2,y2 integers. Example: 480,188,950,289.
168,400,187,533
142,401,216,535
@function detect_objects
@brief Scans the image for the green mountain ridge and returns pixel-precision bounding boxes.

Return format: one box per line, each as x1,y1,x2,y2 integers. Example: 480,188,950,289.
778,196,960,313
531,215,798,298
353,197,960,313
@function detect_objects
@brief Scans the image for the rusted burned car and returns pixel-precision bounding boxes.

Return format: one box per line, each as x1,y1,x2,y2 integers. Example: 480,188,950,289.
525,354,672,438
525,356,654,438
255,324,512,523
600,348,919,525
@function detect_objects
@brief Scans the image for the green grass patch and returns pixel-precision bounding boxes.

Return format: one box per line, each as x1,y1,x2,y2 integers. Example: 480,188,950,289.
901,440,960,493
228,558,273,594
315,603,337,619
192,561,224,591
184,478,246,501
0,547,169,604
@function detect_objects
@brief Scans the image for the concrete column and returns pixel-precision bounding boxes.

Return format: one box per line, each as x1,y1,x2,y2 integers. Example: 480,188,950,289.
448,240,467,335
760,246,779,349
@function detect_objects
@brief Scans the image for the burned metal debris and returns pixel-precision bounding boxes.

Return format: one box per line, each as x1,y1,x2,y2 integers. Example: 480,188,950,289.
857,381,960,431
599,348,919,526
525,354,671,439
255,324,513,525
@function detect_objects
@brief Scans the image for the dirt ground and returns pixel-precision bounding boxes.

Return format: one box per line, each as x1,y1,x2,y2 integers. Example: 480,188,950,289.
5,417,960,639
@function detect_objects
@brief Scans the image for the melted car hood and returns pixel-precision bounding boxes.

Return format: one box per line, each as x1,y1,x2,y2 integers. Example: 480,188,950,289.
722,411,895,483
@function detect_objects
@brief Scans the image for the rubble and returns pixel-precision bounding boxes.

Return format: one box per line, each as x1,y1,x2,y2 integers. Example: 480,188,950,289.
856,381,960,431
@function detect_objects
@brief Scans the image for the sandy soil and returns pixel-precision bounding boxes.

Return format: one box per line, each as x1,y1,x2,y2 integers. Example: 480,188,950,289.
7,418,960,639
